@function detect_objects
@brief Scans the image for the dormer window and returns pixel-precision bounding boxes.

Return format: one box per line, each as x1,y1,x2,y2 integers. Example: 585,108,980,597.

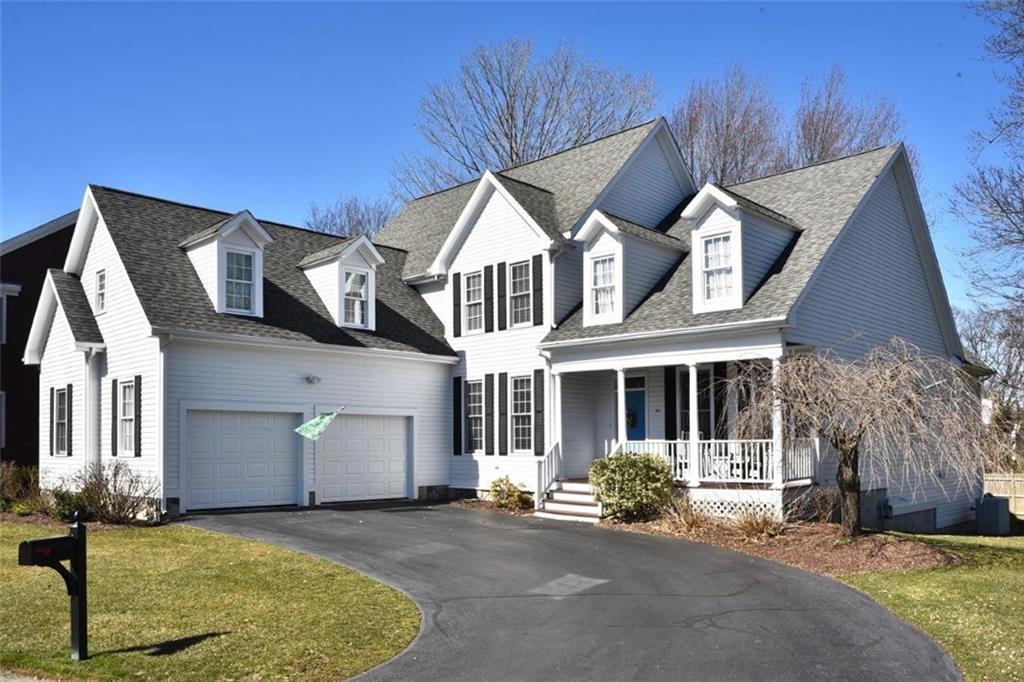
464,271,484,333
225,250,254,313
343,269,368,327
592,255,616,316
701,235,733,302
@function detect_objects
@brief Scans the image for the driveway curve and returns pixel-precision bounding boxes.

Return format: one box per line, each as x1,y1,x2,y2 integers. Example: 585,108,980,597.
186,504,958,681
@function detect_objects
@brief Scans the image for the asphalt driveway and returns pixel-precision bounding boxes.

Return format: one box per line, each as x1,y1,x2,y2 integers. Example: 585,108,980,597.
186,504,959,681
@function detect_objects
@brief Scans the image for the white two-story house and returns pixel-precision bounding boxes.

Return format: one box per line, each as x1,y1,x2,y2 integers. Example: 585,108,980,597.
25,118,984,529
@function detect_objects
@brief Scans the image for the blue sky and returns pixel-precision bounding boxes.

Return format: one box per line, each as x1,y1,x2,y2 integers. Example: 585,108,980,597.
0,2,1002,307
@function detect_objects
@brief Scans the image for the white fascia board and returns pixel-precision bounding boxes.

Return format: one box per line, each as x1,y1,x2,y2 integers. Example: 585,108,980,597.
1,210,78,255
23,274,57,365
575,210,621,244
217,210,274,247
539,316,789,350
0,283,22,296
340,235,386,269
427,171,553,276
680,184,739,221
153,327,460,365
63,187,102,275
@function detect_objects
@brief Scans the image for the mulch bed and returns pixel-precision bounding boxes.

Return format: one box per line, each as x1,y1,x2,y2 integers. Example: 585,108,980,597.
0,511,134,531
602,516,961,576
452,498,535,516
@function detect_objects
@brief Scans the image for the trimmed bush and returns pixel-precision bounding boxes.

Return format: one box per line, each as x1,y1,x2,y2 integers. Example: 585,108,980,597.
588,453,672,522
489,475,532,510
51,489,91,522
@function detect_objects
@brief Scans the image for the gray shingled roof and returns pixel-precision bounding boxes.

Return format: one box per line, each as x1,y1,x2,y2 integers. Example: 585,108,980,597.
89,186,454,356
48,269,104,344
493,173,564,245
297,237,355,268
544,145,901,343
603,212,685,251
178,212,240,248
376,119,660,278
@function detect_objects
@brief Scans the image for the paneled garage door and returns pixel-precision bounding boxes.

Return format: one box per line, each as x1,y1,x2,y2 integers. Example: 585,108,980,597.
187,410,301,509
319,415,408,502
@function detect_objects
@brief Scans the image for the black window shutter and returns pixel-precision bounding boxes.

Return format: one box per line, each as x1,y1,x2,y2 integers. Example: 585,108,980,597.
531,254,543,327
498,373,508,455
664,367,678,440
134,375,142,457
533,368,545,455
111,379,118,456
680,371,690,439
497,263,507,331
66,384,73,457
484,373,495,455
452,272,462,338
452,377,463,456
463,381,472,453
49,387,54,456
484,265,494,333
713,362,728,439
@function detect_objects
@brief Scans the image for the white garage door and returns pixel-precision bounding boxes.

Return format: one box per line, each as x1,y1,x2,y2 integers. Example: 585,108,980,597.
188,410,301,509
319,415,408,502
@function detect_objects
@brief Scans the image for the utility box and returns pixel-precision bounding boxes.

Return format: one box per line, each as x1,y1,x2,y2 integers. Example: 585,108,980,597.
976,494,1010,536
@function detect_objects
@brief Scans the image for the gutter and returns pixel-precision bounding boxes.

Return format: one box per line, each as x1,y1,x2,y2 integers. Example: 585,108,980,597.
538,316,789,350
152,327,460,364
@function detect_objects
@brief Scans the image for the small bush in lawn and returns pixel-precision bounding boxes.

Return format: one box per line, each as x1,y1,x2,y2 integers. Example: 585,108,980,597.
60,461,159,524
489,476,531,510
589,453,672,522
0,463,39,503
667,494,710,532
51,488,91,522
734,504,785,542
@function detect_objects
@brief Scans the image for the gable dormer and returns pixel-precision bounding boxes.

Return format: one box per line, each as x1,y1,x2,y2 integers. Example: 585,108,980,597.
682,184,798,314
180,210,273,317
299,235,385,331
575,210,684,327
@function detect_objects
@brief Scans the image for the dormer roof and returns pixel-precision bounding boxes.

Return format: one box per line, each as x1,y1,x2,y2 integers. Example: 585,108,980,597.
298,235,385,269
577,209,686,252
179,209,274,249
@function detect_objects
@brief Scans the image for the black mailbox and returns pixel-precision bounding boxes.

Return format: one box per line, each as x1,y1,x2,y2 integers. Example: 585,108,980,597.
17,515,88,660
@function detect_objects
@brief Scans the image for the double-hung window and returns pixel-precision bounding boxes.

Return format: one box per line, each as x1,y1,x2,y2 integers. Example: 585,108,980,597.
702,235,733,302
464,271,483,333
592,256,615,316
120,381,135,454
466,381,483,452
95,270,106,313
225,250,254,312
511,375,532,451
54,388,68,455
343,270,368,327
509,261,532,326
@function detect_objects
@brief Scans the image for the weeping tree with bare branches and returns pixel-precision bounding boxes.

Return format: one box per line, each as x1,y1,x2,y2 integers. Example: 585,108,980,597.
734,339,1003,536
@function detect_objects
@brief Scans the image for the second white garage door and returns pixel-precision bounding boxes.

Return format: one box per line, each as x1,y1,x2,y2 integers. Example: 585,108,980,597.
318,415,408,502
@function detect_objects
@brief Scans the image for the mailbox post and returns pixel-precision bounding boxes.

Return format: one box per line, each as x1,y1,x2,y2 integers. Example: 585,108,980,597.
17,513,88,660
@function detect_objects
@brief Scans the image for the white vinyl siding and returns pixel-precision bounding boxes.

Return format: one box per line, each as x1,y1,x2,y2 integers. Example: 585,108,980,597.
554,246,583,324
621,234,680,317
509,260,532,327
464,271,483,333
38,306,84,486
343,270,368,327
511,375,532,452
741,214,794,299
225,250,254,312
466,380,483,452
592,256,615,315
598,129,691,229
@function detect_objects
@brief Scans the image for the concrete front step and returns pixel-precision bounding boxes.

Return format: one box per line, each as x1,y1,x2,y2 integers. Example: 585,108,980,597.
549,489,597,504
533,510,601,524
556,480,593,494
541,499,602,516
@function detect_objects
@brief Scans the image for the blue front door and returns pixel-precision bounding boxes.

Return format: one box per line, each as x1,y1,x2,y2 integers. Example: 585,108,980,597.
625,389,646,440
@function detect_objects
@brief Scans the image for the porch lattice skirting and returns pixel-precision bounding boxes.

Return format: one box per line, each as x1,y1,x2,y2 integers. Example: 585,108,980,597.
684,492,780,519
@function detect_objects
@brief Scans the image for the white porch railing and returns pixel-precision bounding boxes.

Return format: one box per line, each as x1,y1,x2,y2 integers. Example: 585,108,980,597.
534,443,562,509
619,437,820,485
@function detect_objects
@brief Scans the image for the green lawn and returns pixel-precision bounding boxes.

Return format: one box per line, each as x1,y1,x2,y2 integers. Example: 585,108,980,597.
0,521,419,681
845,534,1024,682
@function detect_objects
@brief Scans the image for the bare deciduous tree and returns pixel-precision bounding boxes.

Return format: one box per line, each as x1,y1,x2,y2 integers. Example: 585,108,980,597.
956,306,1024,408
668,64,784,187
734,339,1002,536
305,195,395,238
391,39,658,199
952,1,1024,305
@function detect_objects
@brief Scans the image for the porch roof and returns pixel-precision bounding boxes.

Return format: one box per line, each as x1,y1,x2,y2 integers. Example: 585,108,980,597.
544,144,901,345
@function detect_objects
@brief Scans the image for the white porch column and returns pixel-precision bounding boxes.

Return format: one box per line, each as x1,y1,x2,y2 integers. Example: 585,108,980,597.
615,368,627,448
688,363,700,486
771,356,785,489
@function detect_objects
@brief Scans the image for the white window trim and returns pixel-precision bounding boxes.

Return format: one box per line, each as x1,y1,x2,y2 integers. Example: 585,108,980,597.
119,379,136,456
223,247,257,315
466,379,484,453
94,269,106,314
463,270,485,336
508,261,533,328
510,375,533,453
340,266,374,330
586,253,620,325
54,387,68,456
692,225,743,313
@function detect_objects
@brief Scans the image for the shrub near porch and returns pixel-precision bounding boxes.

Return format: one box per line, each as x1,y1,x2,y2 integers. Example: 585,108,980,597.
0,522,419,681
588,452,672,521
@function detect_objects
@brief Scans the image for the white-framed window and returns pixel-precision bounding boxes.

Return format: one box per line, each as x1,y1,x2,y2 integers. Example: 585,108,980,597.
54,388,68,455
94,270,106,313
466,380,483,452
702,234,733,302
225,250,254,312
120,381,135,455
343,269,368,327
511,375,533,452
592,255,615,316
509,261,532,327
464,271,484,333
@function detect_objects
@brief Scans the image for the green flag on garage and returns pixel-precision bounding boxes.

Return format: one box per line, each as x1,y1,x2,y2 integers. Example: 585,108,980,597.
294,407,345,441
